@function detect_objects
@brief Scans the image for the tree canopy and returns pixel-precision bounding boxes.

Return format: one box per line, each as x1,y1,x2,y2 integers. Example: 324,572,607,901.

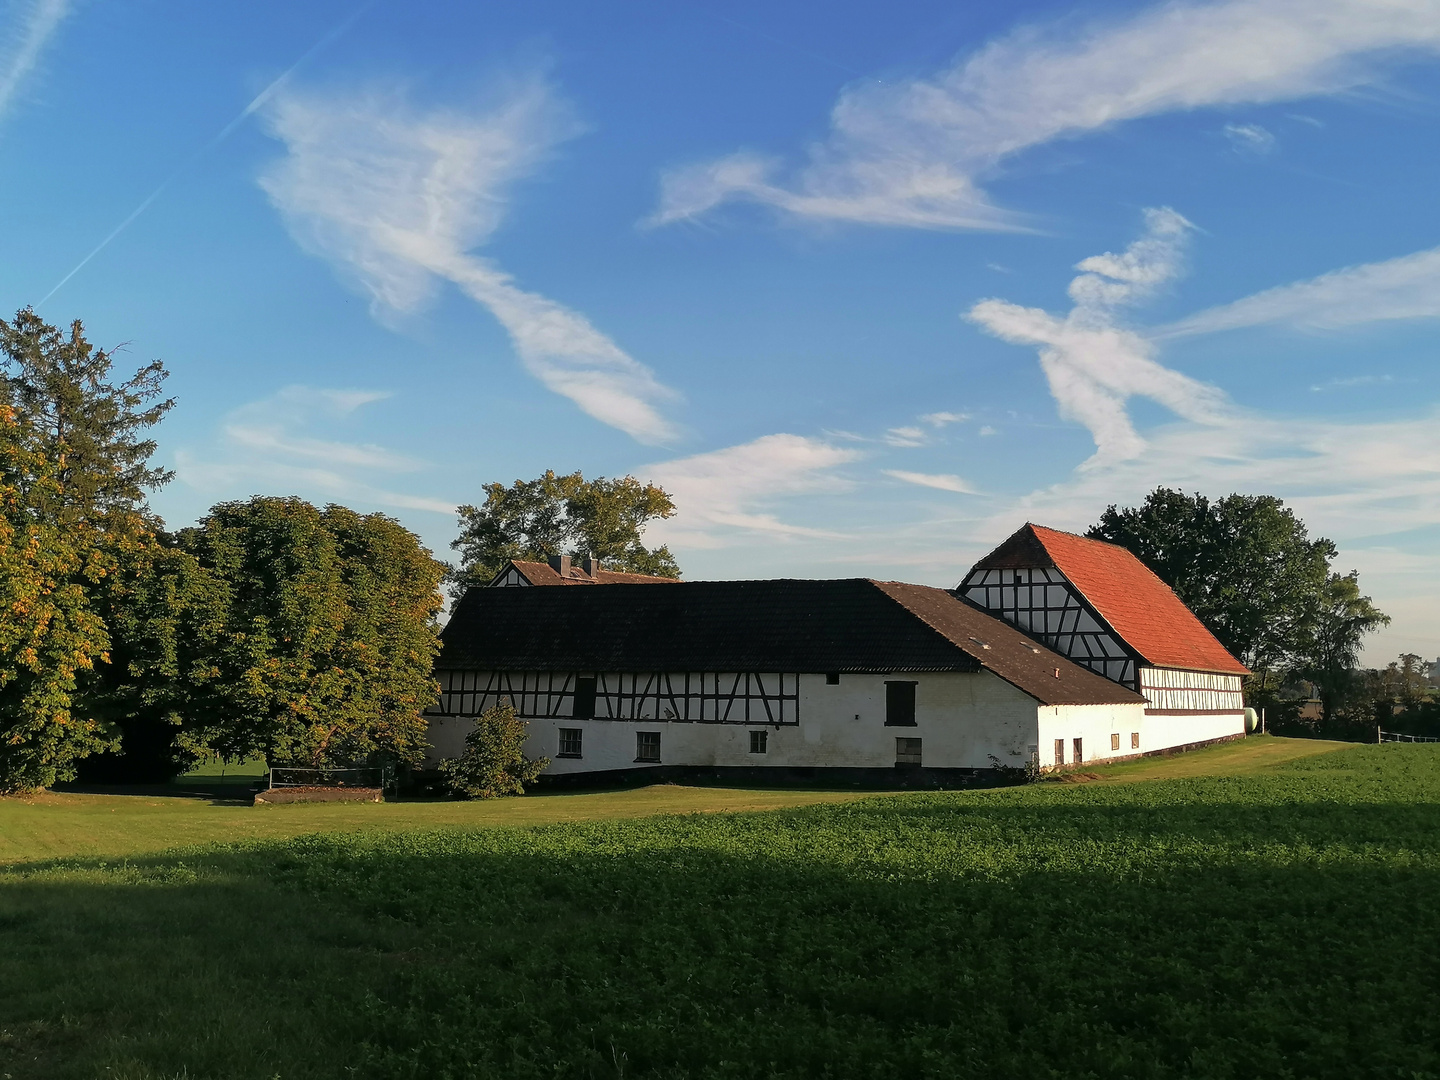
1299,572,1390,724
1088,489,1338,681
171,497,446,769
0,403,115,789
0,309,174,791
450,470,679,594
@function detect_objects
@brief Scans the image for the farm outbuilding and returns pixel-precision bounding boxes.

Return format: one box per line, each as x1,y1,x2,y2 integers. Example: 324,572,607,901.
424,525,1251,784
957,524,1251,765
425,577,1153,783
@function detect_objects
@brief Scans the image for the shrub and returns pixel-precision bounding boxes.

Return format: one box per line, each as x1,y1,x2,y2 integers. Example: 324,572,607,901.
438,702,549,798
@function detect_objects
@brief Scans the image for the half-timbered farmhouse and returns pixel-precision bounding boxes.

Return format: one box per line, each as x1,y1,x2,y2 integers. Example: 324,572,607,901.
424,578,1148,783
424,524,1252,783
956,524,1250,765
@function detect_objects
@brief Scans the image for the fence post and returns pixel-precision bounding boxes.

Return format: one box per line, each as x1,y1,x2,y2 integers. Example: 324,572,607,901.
1377,725,1382,745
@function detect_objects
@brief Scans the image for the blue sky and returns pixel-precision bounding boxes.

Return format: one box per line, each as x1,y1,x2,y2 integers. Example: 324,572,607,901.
4,0,1440,662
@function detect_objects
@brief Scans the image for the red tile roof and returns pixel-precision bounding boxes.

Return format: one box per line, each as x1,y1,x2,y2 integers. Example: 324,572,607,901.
976,524,1249,676
503,559,681,586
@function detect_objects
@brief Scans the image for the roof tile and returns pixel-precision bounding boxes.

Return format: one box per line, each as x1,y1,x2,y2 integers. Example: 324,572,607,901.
976,525,1249,675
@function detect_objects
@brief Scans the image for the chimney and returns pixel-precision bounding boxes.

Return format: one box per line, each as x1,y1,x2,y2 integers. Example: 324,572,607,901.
548,554,571,579
583,554,600,578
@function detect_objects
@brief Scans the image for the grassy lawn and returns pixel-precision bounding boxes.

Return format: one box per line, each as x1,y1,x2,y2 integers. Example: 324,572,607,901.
2,737,1437,1078
1082,730,1352,781
0,785,881,864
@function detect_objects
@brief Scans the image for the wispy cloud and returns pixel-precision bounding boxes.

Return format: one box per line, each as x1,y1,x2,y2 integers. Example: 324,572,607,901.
259,76,680,444
883,469,977,494
920,411,968,427
643,434,861,547
0,0,69,122
969,207,1229,463
1223,122,1275,153
651,0,1440,231
175,385,455,516
979,408,1440,556
883,425,927,447
1160,245,1440,337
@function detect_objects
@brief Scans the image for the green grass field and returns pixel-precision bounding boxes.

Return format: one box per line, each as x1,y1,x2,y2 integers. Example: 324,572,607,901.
2,736,1436,1078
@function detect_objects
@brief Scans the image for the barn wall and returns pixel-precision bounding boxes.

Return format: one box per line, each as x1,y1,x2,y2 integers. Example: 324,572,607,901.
1036,702,1242,767
424,670,1052,773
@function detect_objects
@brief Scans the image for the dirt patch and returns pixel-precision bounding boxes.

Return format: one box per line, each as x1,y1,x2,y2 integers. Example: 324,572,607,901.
1052,771,1104,783
253,786,383,805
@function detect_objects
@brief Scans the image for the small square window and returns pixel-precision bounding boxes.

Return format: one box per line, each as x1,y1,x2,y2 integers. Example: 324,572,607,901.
1054,738,1065,766
895,737,922,765
1110,732,1120,751
749,730,768,754
1131,732,1140,750
635,731,661,763
1072,737,1083,764
825,672,840,685
558,728,582,758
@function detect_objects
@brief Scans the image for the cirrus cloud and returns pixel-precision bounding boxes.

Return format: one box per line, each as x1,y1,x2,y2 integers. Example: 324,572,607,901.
652,0,1440,231
259,76,681,444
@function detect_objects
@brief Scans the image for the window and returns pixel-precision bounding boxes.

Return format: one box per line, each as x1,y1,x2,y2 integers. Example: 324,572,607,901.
825,672,840,685
1110,732,1120,751
1131,732,1140,750
558,728,582,758
572,677,597,720
1072,737,1083,765
749,729,768,754
895,737,922,765
635,731,661,763
1054,739,1065,766
885,681,917,726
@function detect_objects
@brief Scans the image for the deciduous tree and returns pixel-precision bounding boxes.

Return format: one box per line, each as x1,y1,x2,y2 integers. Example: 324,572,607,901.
1300,572,1390,725
450,470,679,594
1088,489,1336,690
174,497,445,769
437,701,548,798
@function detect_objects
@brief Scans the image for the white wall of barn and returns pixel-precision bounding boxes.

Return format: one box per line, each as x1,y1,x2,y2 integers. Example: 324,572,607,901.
1036,703,1241,767
426,670,1048,773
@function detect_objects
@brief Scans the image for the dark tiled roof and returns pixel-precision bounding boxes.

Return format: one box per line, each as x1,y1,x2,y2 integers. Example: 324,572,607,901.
439,578,1145,706
872,581,1146,705
502,559,681,586
975,524,1249,676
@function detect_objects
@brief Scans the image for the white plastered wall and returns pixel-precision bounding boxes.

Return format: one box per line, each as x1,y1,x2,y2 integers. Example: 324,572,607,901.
427,670,1080,774
1036,703,1239,767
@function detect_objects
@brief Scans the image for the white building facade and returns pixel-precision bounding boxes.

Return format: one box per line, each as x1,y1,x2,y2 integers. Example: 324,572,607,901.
424,578,1151,783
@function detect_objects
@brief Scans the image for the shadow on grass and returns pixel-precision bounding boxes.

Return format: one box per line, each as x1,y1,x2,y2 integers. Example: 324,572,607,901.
3,788,1439,1080
49,781,257,806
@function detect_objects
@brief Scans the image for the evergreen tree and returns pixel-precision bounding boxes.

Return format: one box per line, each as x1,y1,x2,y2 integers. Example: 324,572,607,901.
0,404,114,790
0,309,174,790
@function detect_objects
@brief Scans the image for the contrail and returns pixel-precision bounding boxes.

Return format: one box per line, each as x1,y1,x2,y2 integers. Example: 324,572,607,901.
38,1,374,307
